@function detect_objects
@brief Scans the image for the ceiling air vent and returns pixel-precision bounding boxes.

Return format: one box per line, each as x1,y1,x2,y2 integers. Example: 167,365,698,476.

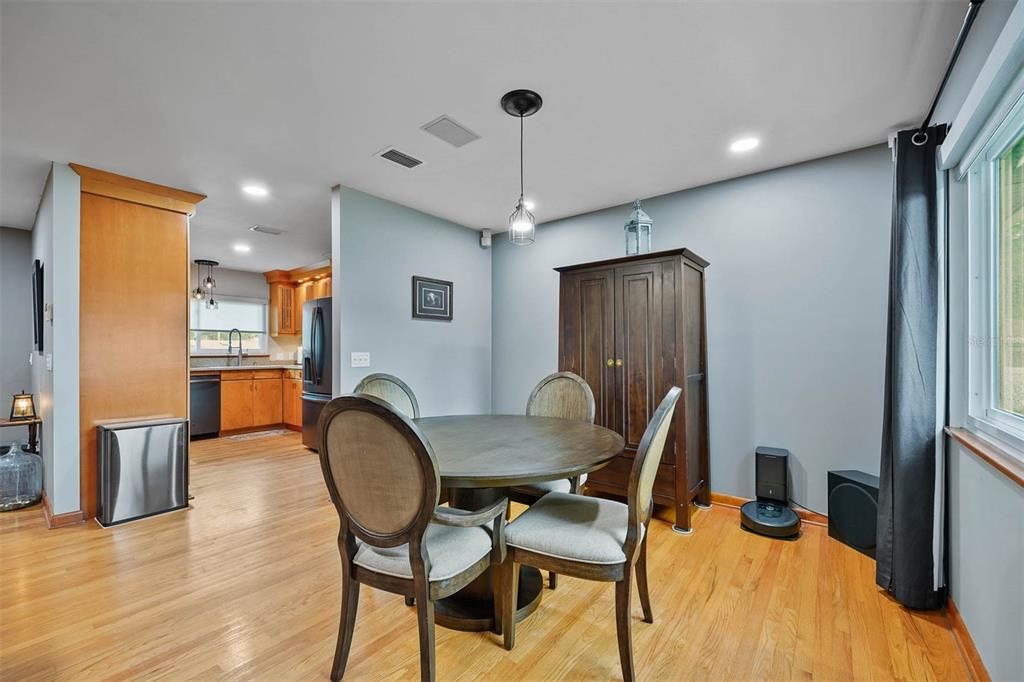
421,115,480,148
377,146,424,169
249,225,284,235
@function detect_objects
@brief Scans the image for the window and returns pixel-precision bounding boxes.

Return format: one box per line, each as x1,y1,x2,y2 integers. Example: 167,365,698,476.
189,297,268,355
968,96,1024,449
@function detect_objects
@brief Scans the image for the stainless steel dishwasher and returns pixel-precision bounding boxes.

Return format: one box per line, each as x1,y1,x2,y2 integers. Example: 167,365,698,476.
190,373,221,438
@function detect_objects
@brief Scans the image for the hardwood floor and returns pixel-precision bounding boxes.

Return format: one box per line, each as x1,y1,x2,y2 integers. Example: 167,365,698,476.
1,432,970,680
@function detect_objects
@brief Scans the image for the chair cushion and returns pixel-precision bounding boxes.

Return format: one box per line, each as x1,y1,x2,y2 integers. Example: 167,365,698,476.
517,478,572,496
506,492,643,565
354,523,491,582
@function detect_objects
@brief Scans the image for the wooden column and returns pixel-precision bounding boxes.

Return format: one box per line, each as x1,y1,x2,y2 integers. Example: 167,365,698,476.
73,164,205,520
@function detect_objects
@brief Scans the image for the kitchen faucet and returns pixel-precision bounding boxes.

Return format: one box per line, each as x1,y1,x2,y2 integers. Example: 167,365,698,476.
227,328,244,366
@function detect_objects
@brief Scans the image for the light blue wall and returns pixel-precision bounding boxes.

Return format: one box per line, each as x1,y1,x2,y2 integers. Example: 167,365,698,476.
0,227,33,433
336,187,491,416
492,145,893,512
948,441,1024,680
30,163,80,515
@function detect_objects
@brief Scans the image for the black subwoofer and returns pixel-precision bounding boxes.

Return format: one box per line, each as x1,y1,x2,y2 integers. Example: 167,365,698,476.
827,470,880,558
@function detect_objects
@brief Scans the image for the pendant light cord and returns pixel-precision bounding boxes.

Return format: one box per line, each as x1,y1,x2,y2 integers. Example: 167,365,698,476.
519,114,525,199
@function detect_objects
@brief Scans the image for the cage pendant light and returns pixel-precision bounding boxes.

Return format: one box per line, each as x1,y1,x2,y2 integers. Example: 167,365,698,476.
502,90,542,245
191,261,206,300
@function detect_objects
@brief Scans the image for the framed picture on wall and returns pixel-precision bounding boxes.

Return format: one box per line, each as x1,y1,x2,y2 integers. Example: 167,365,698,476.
412,276,452,321
31,259,43,352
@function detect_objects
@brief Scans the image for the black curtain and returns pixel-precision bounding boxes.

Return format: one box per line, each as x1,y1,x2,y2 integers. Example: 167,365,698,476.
876,124,948,611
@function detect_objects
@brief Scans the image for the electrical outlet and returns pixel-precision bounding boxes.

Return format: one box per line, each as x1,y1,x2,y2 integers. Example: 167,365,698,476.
351,352,370,368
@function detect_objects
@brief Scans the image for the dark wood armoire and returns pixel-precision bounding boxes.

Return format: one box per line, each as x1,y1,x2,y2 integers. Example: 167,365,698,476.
556,249,710,533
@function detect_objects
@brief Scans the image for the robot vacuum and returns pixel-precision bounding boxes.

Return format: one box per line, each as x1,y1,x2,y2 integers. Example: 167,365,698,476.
740,499,801,539
739,446,801,539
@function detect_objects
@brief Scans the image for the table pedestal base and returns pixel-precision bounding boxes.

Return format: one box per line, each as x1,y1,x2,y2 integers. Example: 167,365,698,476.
434,566,543,632
434,486,544,632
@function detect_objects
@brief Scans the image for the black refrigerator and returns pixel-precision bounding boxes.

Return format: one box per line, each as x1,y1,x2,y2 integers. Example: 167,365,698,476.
301,296,332,451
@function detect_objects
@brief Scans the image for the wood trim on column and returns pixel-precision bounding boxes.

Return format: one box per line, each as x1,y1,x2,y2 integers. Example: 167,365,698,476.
946,597,991,682
69,163,206,215
41,490,85,529
709,491,828,527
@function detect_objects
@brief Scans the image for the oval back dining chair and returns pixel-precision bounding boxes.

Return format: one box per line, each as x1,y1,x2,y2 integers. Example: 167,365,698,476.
354,373,420,419
525,371,596,423
318,395,506,682
513,371,596,588
499,386,682,682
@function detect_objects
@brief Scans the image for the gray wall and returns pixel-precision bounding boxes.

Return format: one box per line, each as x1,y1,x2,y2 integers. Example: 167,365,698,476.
0,227,33,436
336,187,491,416
492,145,893,512
30,163,81,515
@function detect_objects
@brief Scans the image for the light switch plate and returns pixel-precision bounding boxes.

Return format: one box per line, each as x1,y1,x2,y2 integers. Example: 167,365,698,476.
351,352,370,368
45,353,53,371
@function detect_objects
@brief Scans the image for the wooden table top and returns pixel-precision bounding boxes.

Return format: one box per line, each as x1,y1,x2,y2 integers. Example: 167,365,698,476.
415,414,624,489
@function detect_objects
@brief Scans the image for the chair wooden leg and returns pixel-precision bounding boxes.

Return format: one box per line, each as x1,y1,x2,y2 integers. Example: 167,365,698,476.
615,572,635,682
405,596,415,607
636,536,653,624
548,571,558,589
491,563,503,635
330,574,360,681
414,589,436,682
501,558,519,650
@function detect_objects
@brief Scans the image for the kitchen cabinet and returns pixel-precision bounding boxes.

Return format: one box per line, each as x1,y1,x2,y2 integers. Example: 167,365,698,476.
283,374,302,428
265,264,331,338
201,368,302,434
253,377,283,426
557,249,710,533
220,374,255,431
268,283,298,336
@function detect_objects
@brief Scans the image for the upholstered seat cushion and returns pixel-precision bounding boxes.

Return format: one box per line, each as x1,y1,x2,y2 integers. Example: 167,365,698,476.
516,478,572,496
354,522,491,582
506,492,643,565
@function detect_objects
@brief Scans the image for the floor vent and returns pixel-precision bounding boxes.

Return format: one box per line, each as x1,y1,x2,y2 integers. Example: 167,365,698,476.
377,147,424,169
422,115,480,148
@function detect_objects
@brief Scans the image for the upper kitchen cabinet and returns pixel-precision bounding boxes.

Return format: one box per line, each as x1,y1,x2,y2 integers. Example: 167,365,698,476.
264,264,331,337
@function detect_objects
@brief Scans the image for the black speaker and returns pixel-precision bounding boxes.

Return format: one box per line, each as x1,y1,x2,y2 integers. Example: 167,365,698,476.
827,470,880,558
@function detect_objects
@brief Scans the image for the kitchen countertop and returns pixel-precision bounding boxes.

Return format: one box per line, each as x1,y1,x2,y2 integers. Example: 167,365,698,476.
191,364,302,372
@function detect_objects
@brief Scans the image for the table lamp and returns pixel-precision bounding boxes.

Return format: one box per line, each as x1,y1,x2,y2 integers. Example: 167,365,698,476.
9,391,36,421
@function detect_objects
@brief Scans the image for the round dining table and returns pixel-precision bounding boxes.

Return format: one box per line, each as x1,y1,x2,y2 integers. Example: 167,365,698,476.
415,414,625,632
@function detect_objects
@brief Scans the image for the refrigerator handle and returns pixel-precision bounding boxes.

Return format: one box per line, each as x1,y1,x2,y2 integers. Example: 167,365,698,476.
312,305,323,385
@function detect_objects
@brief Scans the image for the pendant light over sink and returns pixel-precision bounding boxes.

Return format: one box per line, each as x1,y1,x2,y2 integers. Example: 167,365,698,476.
193,259,220,309
501,89,543,245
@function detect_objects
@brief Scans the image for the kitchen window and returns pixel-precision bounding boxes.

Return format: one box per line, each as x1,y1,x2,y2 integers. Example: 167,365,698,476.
189,297,268,355
967,94,1024,455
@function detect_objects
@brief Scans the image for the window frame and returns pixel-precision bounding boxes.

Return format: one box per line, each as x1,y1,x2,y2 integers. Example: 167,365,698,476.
967,93,1024,454
188,295,269,356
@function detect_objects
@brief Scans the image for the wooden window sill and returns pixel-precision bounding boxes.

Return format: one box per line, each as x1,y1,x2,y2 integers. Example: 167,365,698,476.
945,426,1024,488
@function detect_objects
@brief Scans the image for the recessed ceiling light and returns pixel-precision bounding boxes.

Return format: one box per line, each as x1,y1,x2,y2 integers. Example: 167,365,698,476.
524,199,536,211
729,137,760,153
242,184,269,197
233,243,252,254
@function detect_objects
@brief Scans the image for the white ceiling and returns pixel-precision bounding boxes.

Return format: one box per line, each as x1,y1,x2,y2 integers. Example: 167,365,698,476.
1,1,963,272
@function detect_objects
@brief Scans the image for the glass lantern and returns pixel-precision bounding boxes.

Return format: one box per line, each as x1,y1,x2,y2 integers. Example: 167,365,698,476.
624,199,653,256
0,442,43,511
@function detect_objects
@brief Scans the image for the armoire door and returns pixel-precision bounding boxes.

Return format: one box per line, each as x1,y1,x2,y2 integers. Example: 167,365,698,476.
559,269,615,427
613,260,666,456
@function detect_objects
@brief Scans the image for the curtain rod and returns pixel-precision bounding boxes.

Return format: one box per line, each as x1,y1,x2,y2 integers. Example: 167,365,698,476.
917,0,987,136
